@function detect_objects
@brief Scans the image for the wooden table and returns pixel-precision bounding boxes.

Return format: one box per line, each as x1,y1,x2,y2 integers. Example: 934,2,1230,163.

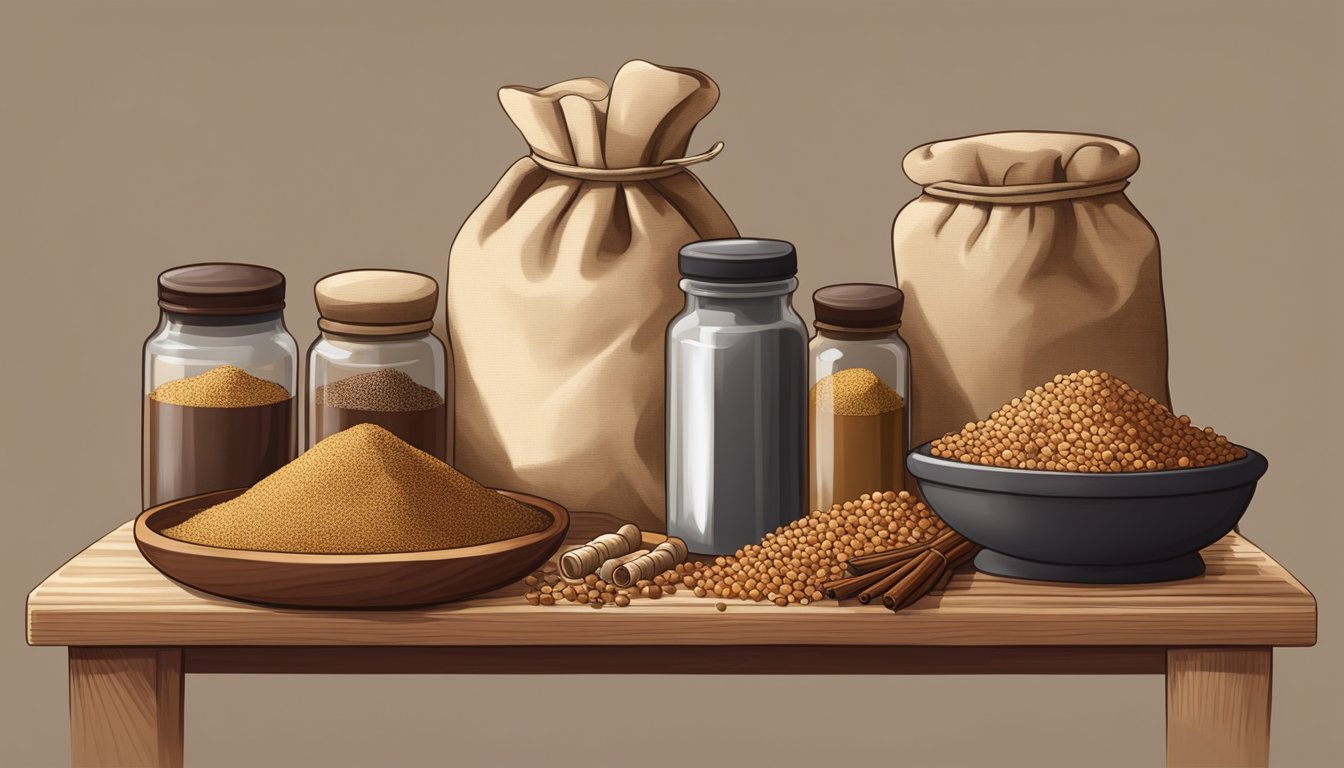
28,513,1316,768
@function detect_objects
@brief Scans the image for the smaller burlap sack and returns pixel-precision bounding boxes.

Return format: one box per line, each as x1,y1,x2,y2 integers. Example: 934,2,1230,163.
892,131,1171,446
447,60,737,531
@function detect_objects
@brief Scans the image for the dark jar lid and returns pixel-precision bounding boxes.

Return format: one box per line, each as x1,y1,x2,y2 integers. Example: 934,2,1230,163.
157,263,286,315
813,283,904,330
678,238,798,282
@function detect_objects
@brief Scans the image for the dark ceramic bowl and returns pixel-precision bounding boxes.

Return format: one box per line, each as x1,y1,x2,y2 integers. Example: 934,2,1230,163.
906,443,1268,583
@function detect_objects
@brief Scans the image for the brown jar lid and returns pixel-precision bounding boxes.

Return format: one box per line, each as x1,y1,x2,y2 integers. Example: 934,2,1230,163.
314,269,439,336
158,263,286,315
813,283,904,329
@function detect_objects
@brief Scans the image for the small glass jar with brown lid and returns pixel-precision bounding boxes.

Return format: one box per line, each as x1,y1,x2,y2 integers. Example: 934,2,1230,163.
808,283,911,511
143,263,299,509
307,269,452,460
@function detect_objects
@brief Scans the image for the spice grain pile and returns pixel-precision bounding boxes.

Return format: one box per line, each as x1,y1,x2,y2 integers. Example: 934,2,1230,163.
525,490,945,608
164,424,550,553
149,365,291,408
811,367,905,416
931,370,1246,472
315,369,444,412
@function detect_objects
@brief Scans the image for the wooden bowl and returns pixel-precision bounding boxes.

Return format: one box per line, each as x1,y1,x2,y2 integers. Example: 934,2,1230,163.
134,488,569,608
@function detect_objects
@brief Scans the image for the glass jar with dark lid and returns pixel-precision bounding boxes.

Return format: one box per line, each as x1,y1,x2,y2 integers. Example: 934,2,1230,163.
142,263,298,509
666,238,808,555
808,283,911,511
306,269,451,461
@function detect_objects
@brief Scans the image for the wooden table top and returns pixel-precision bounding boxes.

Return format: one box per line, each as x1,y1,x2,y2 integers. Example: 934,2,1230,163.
27,513,1317,648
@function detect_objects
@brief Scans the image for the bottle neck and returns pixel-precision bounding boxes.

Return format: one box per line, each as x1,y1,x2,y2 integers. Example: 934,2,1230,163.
680,277,798,300
320,328,434,343
814,324,901,341
162,309,285,332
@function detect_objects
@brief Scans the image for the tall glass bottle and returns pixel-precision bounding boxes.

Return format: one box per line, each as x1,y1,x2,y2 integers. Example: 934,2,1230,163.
666,239,808,555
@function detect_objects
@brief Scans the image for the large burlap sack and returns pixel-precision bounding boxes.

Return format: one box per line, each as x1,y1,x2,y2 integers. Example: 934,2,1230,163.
892,131,1170,446
447,60,737,530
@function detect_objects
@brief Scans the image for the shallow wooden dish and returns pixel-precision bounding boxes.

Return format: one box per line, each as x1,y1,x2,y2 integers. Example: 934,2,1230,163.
134,488,569,609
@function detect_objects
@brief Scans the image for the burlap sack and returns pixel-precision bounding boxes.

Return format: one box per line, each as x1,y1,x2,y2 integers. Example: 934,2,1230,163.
447,60,737,530
892,131,1170,446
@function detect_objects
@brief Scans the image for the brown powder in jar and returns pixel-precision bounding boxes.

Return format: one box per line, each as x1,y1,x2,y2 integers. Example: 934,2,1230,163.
810,367,905,416
809,367,908,509
930,369,1247,472
163,423,550,553
315,369,443,412
149,365,291,408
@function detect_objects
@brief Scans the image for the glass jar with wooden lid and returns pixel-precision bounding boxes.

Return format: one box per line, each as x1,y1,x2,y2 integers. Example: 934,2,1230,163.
307,269,452,460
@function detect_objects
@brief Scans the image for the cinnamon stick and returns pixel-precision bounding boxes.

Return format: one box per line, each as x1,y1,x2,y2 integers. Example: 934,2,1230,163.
929,565,957,596
857,555,926,605
880,550,946,610
932,544,980,594
885,540,978,611
823,561,904,601
847,529,961,575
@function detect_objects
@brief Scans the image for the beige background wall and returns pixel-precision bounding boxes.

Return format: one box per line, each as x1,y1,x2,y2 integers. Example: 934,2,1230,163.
3,1,1339,765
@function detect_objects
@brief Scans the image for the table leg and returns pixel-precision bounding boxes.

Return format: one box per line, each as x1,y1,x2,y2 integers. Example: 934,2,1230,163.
70,647,184,768
1166,647,1271,768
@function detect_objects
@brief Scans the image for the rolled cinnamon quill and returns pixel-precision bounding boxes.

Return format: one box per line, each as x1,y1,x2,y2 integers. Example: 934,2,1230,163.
857,556,924,605
597,549,650,583
611,537,688,588
559,524,642,581
884,540,978,611
879,552,945,611
824,564,898,601
847,529,960,575
933,542,981,595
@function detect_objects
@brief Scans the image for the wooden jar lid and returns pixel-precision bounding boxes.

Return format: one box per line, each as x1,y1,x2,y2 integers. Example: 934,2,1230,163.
314,270,439,336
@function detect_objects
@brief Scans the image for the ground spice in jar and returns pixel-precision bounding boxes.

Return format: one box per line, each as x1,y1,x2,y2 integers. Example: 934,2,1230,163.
312,369,448,459
930,370,1247,472
163,423,550,553
525,490,943,608
809,368,908,510
812,367,905,416
145,366,295,507
149,365,291,407
314,369,444,412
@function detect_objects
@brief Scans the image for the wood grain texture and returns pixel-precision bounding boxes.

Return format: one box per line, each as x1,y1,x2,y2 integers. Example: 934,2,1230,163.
28,518,1317,648
183,645,1167,675
1166,647,1272,767
70,647,183,768
133,488,569,608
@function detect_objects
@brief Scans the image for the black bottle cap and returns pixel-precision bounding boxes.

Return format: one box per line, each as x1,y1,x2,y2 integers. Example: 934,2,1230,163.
678,238,798,282
158,263,286,315
813,283,904,328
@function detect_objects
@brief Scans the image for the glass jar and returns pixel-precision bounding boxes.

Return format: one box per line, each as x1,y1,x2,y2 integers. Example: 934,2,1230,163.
307,270,451,460
143,263,298,508
808,283,911,511
666,239,808,555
